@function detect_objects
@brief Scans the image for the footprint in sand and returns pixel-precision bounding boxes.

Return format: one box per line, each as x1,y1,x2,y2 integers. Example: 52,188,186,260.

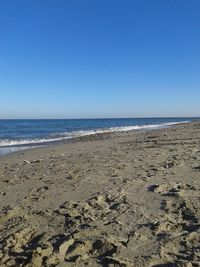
146,182,200,266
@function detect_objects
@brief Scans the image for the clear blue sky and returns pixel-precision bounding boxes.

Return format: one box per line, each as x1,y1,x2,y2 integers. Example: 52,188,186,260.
0,0,200,118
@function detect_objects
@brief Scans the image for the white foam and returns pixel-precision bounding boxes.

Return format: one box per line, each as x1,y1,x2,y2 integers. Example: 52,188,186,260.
0,120,190,147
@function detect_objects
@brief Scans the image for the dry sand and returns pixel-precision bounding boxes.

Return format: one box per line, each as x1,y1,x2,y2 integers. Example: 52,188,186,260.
0,121,200,267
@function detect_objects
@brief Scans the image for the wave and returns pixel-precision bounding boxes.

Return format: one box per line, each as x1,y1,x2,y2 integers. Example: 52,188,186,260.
0,120,190,147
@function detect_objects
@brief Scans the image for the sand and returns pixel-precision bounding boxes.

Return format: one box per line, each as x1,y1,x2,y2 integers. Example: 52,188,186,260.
0,121,200,267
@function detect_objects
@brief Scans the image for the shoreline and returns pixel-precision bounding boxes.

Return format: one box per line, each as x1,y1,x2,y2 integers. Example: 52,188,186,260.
0,121,200,266
0,120,195,158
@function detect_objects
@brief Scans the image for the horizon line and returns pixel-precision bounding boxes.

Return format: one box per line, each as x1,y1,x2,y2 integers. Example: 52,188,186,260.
0,116,199,120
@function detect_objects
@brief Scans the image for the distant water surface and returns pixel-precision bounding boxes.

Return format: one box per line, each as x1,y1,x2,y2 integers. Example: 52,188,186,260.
0,118,196,156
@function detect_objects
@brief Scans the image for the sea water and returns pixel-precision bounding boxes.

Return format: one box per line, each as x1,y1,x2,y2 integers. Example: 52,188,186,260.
0,118,196,156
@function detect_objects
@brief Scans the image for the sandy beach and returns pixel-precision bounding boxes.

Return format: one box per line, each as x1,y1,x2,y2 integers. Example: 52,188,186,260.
0,121,200,267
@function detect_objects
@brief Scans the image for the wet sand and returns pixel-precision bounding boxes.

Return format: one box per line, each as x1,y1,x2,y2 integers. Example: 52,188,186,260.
0,121,200,267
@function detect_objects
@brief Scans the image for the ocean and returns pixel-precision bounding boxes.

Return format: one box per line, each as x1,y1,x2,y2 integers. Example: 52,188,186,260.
0,118,196,156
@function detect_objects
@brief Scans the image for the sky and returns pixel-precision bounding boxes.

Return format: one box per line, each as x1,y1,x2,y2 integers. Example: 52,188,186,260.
0,0,200,119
